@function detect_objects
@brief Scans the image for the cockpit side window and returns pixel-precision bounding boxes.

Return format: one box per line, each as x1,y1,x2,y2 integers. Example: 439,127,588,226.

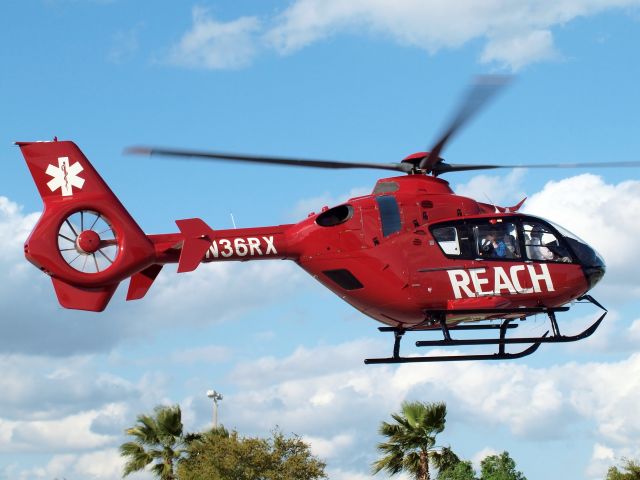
431,219,521,260
375,195,402,237
522,222,572,262
474,221,521,260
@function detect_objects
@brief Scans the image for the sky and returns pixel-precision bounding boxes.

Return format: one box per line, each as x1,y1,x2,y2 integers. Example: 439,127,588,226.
1,1,640,479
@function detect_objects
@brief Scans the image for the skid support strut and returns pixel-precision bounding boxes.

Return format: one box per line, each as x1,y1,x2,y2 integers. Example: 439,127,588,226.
364,296,607,364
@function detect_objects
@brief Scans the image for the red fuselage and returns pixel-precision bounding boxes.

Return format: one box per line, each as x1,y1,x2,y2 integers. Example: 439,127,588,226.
148,174,601,328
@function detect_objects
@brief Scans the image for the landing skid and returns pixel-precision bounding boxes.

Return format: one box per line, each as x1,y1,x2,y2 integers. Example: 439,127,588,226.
364,295,607,364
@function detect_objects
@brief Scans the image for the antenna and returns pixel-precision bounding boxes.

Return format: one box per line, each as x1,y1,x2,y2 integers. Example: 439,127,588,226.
483,193,499,213
230,213,237,229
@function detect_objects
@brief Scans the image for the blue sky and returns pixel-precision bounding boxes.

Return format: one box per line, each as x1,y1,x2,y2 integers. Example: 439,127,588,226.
1,1,640,479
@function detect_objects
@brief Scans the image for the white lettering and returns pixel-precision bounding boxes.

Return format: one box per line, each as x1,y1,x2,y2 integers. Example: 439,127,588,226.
447,264,554,298
234,238,248,256
494,267,516,294
204,236,278,258
469,268,491,296
248,237,262,255
263,236,277,254
509,265,533,294
447,270,474,299
528,263,555,293
219,239,233,258
208,241,219,259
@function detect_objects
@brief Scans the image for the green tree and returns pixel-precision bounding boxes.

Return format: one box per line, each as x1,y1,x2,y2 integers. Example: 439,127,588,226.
606,458,640,480
479,452,526,480
177,427,326,480
372,400,448,480
120,405,188,480
438,460,477,480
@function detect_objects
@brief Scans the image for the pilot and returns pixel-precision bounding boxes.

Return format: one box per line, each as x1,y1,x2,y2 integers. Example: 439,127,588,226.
528,226,554,261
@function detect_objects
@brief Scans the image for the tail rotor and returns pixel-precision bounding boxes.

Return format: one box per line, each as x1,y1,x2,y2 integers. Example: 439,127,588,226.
57,210,119,274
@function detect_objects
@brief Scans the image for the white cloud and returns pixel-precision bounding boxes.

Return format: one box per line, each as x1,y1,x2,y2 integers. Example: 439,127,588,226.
0,355,137,421
141,260,304,327
0,196,39,265
166,0,640,70
169,345,231,364
586,443,617,478
288,186,370,220
213,339,640,476
6,448,133,480
454,169,527,206
3,410,113,453
481,30,557,70
304,432,354,459
166,6,260,69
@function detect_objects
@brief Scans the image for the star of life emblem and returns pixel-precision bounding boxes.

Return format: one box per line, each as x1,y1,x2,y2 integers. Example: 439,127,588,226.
46,156,85,196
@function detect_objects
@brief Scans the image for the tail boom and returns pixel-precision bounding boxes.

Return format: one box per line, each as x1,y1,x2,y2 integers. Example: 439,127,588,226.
164,219,297,273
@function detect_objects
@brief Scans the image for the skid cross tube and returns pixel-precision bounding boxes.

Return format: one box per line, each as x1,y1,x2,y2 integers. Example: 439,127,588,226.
364,297,607,364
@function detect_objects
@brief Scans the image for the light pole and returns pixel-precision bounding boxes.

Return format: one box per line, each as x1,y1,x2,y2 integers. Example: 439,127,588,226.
206,389,223,428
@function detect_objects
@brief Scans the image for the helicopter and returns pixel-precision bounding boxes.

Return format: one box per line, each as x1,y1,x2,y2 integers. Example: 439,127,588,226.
16,77,639,364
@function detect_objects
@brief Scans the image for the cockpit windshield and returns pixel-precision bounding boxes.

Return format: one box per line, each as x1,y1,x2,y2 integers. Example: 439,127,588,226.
545,219,605,268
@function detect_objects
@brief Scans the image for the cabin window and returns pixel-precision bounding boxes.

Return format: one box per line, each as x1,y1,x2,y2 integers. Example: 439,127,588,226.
316,205,353,227
375,195,402,237
432,226,461,256
522,221,572,262
431,219,521,260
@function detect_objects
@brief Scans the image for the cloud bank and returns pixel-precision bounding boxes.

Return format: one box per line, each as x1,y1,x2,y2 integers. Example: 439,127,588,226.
165,1,640,71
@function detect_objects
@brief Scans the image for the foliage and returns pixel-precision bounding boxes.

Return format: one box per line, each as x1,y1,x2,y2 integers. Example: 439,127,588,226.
120,404,187,480
177,427,327,480
479,452,526,480
437,460,477,480
372,400,448,480
606,458,640,480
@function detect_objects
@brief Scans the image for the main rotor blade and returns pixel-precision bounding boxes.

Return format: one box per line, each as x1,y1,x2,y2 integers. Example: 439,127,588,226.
126,146,412,173
420,76,512,172
433,160,640,175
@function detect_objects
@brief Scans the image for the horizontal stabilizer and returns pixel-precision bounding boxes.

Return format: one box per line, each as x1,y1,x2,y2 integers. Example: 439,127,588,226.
176,218,213,273
52,277,118,312
126,264,163,301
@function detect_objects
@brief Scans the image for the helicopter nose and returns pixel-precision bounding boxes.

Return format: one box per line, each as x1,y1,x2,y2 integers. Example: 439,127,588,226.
583,265,605,289
576,241,606,289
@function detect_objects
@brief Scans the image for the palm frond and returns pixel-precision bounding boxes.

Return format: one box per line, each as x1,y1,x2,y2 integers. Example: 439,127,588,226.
121,442,152,477
156,404,183,438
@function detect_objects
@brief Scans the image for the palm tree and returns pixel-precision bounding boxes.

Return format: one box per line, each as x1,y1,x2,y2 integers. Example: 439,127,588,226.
120,404,187,480
372,401,447,480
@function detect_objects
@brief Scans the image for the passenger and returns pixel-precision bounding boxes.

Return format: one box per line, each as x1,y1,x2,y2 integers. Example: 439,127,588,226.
491,231,507,258
503,233,517,258
481,231,507,258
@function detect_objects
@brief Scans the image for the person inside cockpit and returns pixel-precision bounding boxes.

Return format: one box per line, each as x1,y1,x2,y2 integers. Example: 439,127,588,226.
528,226,555,261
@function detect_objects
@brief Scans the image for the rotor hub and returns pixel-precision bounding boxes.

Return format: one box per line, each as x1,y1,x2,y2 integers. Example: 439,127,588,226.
76,230,101,254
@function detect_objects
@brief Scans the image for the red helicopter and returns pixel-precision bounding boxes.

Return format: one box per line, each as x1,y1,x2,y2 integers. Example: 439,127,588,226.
16,78,638,363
